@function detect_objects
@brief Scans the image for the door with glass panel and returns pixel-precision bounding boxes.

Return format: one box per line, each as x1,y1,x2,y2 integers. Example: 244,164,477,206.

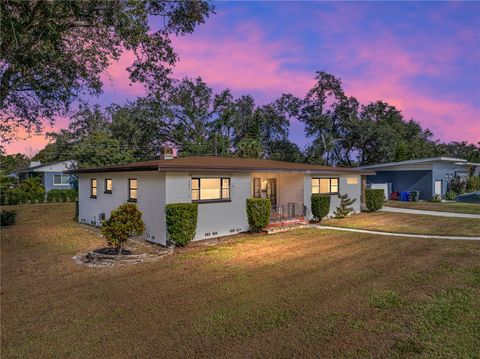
266,178,277,207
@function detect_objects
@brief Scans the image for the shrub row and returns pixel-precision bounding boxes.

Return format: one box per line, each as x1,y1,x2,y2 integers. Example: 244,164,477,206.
47,189,77,202
365,189,384,211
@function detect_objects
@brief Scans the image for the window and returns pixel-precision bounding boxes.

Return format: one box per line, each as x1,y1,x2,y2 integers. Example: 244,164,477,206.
104,178,112,193
90,179,97,198
191,177,231,202
53,174,69,185
346,177,359,185
128,178,138,202
312,178,339,194
253,178,261,198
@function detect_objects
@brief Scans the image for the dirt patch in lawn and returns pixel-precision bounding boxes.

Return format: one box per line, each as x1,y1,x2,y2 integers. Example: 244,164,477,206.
2,203,480,358
323,211,480,237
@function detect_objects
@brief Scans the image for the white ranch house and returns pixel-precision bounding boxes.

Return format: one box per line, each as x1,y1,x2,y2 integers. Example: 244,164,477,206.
68,156,373,245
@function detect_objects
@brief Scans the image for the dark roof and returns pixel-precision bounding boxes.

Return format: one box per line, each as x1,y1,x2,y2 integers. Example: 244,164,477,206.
66,156,374,175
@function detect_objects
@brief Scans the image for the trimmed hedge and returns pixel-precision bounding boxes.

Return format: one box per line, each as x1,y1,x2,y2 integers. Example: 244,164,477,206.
165,203,198,246
311,194,330,222
365,189,384,212
47,189,77,202
246,198,271,232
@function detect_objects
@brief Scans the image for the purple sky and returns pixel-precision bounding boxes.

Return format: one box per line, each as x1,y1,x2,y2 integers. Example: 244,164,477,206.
7,1,480,154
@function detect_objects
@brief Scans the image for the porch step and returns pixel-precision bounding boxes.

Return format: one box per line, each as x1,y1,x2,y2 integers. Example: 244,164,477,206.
265,218,310,234
265,223,310,235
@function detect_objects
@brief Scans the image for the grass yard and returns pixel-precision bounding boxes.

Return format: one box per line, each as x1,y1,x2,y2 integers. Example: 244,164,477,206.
385,200,480,215
323,212,480,237
2,203,480,358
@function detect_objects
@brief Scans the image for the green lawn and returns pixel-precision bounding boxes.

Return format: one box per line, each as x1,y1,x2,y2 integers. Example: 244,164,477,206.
385,200,480,214
323,212,480,237
2,203,480,358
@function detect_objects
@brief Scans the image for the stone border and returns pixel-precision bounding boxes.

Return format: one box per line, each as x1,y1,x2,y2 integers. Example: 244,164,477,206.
73,246,174,267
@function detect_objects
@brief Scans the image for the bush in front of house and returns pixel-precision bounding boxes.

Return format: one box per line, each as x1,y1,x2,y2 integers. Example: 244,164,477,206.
466,176,480,192
447,176,466,195
165,203,198,246
311,194,330,222
47,189,78,202
429,194,442,203
445,190,457,201
0,210,16,227
365,189,384,212
333,193,356,218
101,203,145,254
246,198,271,232
0,177,45,204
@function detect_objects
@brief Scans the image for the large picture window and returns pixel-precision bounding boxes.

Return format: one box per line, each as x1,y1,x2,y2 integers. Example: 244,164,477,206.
90,179,97,198
312,178,339,195
192,177,231,202
128,178,138,202
54,174,69,185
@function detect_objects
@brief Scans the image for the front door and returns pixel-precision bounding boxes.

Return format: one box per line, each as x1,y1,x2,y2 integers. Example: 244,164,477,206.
266,178,277,207
434,180,442,196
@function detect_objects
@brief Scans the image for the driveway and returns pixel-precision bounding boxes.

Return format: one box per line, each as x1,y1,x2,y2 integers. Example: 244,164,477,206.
381,206,480,219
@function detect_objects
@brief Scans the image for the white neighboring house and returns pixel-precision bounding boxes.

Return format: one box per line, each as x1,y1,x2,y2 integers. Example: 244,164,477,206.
67,156,374,245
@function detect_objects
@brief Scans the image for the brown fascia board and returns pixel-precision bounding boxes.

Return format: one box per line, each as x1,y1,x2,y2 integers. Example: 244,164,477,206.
67,165,374,176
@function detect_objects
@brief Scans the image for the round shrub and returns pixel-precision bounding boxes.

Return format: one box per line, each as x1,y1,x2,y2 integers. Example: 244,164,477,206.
365,189,384,212
101,203,145,254
0,210,16,227
311,194,330,222
246,198,271,232
165,203,198,247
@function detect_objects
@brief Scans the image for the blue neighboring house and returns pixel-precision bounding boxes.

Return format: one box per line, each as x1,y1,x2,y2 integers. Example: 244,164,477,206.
362,157,480,200
13,160,77,192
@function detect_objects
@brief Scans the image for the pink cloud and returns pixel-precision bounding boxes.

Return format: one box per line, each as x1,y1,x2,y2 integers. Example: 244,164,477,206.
171,23,314,100
101,51,146,96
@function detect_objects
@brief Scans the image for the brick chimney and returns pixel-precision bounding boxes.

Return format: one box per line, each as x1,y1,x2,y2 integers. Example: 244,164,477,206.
160,146,174,160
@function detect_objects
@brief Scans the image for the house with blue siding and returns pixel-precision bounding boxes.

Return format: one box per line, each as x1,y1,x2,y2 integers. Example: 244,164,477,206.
14,161,77,191
362,157,480,200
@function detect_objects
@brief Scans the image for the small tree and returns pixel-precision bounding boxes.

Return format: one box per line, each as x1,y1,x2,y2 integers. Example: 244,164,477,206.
101,203,145,254
311,194,330,222
447,176,466,195
333,193,356,218
466,176,480,192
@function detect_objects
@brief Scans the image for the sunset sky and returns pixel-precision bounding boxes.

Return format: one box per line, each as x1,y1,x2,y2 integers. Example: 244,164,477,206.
6,1,480,155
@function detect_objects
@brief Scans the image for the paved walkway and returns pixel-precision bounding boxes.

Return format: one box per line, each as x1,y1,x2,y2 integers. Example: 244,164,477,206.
314,225,480,241
380,206,480,219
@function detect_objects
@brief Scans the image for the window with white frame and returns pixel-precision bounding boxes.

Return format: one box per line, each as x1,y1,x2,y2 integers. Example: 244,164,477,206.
128,178,138,202
312,178,339,195
53,174,69,185
104,178,112,193
90,179,97,198
192,177,231,201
